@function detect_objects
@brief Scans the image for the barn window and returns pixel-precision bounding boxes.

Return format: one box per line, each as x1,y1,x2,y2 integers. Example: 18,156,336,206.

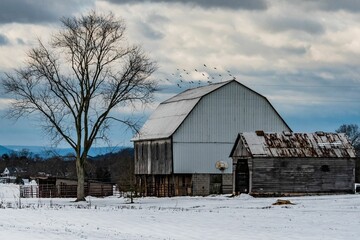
320,165,330,172
281,161,288,168
210,175,222,194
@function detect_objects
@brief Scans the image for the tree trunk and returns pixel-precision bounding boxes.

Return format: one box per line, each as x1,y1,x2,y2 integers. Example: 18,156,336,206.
76,158,86,201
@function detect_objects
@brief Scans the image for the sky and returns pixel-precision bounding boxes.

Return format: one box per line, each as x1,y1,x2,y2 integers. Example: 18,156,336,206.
1,0,360,147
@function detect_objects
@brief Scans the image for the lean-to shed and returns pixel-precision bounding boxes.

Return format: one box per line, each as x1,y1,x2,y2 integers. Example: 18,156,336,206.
133,80,291,196
230,131,356,196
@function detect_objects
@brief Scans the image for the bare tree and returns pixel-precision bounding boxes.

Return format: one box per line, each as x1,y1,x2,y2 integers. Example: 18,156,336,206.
2,11,157,201
336,124,360,149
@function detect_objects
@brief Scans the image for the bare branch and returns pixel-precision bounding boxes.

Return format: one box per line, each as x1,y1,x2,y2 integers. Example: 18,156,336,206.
1,11,157,200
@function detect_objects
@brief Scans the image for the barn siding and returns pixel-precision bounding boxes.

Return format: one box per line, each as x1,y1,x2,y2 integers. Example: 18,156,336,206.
134,139,172,175
222,174,233,193
192,173,233,195
173,142,233,174
356,157,360,183
173,81,290,174
192,174,210,196
250,157,355,195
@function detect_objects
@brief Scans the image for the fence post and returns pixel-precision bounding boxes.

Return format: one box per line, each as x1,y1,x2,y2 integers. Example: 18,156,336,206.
50,189,53,208
18,185,21,209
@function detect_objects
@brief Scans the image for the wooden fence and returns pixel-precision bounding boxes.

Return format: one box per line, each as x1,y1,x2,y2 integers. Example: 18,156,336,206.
20,183,115,198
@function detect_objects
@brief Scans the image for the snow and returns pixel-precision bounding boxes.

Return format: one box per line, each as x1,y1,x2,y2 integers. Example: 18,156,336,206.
1,184,360,239
0,183,20,199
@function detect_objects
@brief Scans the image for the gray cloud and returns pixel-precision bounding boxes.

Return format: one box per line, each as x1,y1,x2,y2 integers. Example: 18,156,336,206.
139,23,165,40
0,34,9,45
303,0,360,13
16,38,25,45
146,14,170,25
0,0,94,24
105,0,268,10
230,33,307,58
137,14,169,40
260,17,325,35
281,46,308,55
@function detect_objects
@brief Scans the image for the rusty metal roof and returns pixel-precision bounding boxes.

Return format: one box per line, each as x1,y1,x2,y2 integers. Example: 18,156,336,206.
234,132,356,158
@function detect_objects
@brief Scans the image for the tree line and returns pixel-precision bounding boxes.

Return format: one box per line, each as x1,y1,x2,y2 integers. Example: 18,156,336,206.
0,148,134,190
335,124,360,154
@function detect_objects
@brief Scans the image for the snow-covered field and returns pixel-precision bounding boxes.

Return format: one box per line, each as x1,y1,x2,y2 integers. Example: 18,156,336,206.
1,184,360,240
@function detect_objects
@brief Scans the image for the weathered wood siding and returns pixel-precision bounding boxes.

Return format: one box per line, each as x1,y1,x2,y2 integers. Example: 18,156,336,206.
231,136,251,158
250,157,355,194
134,139,172,175
356,157,360,183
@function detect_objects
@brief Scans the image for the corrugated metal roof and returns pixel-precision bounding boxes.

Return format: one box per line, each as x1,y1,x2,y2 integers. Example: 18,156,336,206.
133,81,232,141
164,81,230,103
134,99,199,140
236,132,356,158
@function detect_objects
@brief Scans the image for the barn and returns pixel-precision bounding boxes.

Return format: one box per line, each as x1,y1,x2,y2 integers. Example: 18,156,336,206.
133,80,291,196
230,131,356,196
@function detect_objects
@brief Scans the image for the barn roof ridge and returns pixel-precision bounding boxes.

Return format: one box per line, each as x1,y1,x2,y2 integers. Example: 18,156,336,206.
163,80,233,104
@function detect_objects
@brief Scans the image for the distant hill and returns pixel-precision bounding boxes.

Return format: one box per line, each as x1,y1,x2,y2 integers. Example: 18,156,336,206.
0,145,14,156
2,145,124,159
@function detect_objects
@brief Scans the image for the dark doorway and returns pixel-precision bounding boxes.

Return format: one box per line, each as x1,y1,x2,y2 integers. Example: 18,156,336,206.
235,159,249,193
210,174,222,194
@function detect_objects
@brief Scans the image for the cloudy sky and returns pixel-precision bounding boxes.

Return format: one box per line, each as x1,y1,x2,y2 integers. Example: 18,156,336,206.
1,0,360,147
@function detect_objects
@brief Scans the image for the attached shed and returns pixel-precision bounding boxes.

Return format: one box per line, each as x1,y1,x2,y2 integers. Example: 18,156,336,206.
230,131,356,196
133,80,291,196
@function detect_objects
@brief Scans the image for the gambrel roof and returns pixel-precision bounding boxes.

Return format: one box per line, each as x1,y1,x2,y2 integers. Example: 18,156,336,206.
230,131,356,158
133,80,290,141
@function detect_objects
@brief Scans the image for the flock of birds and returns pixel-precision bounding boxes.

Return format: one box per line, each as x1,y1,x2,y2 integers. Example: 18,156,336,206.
161,64,237,89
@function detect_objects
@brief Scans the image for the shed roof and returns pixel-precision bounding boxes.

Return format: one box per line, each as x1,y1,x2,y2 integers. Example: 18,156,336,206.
231,131,356,158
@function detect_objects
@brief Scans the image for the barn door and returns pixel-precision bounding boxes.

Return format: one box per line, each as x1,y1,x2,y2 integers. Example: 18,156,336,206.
235,159,249,193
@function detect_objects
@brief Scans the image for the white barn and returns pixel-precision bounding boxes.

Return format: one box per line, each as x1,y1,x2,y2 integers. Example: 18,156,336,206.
133,80,291,196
